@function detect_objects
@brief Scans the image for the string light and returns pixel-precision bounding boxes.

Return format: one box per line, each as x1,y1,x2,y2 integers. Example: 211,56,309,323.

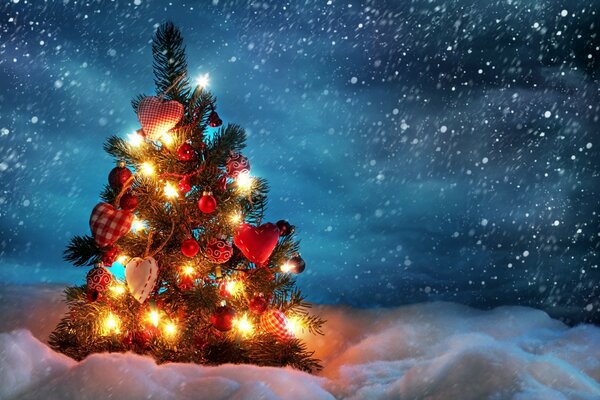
109,283,126,296
164,182,179,198
229,212,242,225
285,316,303,337
101,313,121,335
131,218,145,233
234,313,254,338
196,73,210,87
160,132,175,147
280,261,293,273
236,172,253,193
225,279,243,297
140,162,155,176
127,132,143,147
116,255,129,264
181,264,195,276
162,321,178,339
147,310,160,328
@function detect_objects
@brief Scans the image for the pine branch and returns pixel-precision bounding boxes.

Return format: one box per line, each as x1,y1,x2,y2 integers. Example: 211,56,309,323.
152,22,190,102
205,124,247,166
64,235,101,266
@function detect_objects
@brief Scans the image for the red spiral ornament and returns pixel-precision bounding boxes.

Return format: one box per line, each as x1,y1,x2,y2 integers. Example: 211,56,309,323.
87,266,113,293
206,238,233,264
226,152,250,178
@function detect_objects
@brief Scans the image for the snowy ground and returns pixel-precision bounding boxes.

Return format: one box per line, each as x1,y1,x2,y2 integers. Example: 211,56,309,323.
1,285,600,400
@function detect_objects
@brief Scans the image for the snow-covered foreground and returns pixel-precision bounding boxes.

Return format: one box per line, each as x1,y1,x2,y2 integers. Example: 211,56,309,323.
1,285,600,399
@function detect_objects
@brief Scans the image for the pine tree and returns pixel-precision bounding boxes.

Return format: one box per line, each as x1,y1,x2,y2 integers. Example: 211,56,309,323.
49,22,324,372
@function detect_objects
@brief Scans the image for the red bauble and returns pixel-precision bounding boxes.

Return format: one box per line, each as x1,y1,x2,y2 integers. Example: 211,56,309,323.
210,304,236,331
206,237,233,264
181,238,200,257
86,266,113,301
275,220,295,237
198,191,217,213
249,294,269,315
178,176,192,194
226,152,250,178
177,142,195,161
102,245,120,266
261,309,293,340
108,163,133,188
207,110,222,128
233,223,280,266
119,192,138,211
216,175,228,193
218,281,233,298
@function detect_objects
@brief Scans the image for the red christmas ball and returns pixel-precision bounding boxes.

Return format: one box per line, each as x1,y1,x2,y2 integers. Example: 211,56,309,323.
119,192,138,211
249,294,269,315
102,245,120,266
108,163,133,188
226,152,250,178
275,220,295,237
206,237,233,264
208,110,222,128
198,191,217,213
177,142,195,161
86,266,113,300
181,238,200,257
210,304,236,331
178,176,192,194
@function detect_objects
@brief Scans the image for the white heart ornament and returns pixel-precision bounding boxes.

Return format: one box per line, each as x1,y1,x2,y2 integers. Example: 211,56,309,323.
125,256,158,303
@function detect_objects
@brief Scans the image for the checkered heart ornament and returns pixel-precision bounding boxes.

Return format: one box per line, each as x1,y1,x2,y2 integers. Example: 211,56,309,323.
89,203,133,248
137,96,184,140
261,309,294,341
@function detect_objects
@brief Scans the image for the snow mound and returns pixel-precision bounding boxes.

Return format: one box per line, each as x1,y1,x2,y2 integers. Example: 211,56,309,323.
1,286,600,399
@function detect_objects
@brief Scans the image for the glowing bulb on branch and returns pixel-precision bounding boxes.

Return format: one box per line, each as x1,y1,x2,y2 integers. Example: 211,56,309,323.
117,255,129,264
127,131,143,147
131,218,146,233
229,212,242,225
181,265,195,276
285,316,303,337
101,312,121,335
147,310,160,328
280,261,293,273
160,131,175,147
162,321,178,339
164,182,179,198
196,73,210,88
225,280,243,297
140,162,155,176
234,313,254,338
109,283,126,296
236,172,253,193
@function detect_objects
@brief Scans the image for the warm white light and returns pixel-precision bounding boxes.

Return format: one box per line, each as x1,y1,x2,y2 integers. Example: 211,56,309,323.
131,218,145,233
147,310,160,327
140,162,155,176
163,321,178,338
110,283,126,296
225,280,243,296
280,262,293,273
101,313,121,335
164,182,179,198
160,131,174,147
230,212,242,225
181,265,195,276
234,313,254,338
285,316,302,337
127,132,143,147
196,73,210,88
236,172,253,193
117,255,129,264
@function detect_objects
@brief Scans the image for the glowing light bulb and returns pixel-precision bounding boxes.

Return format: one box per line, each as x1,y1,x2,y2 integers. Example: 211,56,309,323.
140,162,155,176
225,280,243,296
234,313,254,337
285,316,302,337
181,265,195,276
163,321,178,338
110,283,126,296
229,212,242,225
127,132,143,147
280,262,293,273
160,131,174,147
117,255,129,264
131,218,145,233
196,73,210,88
236,172,253,193
147,310,160,327
164,182,179,198
101,312,121,335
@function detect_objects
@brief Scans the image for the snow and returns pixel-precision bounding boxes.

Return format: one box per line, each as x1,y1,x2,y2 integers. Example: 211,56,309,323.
1,285,600,399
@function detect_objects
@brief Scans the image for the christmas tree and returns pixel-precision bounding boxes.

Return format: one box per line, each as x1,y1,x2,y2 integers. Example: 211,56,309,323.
49,22,324,372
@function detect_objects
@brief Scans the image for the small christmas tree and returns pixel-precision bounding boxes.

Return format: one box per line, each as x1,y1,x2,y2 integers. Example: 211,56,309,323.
49,22,324,372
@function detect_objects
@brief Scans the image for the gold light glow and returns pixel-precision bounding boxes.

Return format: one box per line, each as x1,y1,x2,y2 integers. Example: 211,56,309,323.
285,316,303,337
225,280,243,297
160,132,175,147
131,218,145,233
147,310,160,328
196,73,210,88
109,283,126,296
101,312,121,335
280,262,293,273
164,182,179,198
140,162,155,176
234,313,254,338
181,265,195,276
163,321,178,339
236,172,253,193
127,132,143,147
229,212,242,225
117,255,129,264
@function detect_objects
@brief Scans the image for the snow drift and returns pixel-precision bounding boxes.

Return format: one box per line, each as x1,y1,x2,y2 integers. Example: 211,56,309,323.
1,285,600,399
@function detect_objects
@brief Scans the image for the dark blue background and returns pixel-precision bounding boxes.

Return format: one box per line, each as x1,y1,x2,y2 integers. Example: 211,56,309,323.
1,0,598,323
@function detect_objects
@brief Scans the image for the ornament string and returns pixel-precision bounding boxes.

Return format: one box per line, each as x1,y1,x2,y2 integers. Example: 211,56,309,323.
149,218,176,258
143,230,154,258
158,73,186,100
114,175,134,208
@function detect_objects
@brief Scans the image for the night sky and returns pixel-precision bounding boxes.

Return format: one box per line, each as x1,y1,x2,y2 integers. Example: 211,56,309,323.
1,0,599,324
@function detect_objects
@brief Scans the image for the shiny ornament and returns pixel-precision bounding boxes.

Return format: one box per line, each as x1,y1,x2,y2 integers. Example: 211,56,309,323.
89,202,134,248
181,238,200,257
233,223,280,266
275,220,295,237
125,256,159,303
176,142,195,161
226,152,250,178
207,110,222,127
86,266,113,300
101,245,120,266
206,237,233,264
198,191,217,213
178,176,192,194
137,96,184,140
119,192,138,211
261,309,293,340
108,162,133,189
249,293,269,315
216,175,227,193
287,255,306,274
210,304,236,331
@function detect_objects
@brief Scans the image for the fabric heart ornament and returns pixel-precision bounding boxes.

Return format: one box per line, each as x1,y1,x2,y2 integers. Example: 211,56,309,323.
89,202,133,248
233,223,280,266
137,96,184,140
125,256,159,304
261,309,294,341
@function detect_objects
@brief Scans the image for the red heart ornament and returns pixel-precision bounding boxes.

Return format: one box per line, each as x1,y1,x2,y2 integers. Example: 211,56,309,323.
233,223,280,266
89,202,133,248
137,96,184,140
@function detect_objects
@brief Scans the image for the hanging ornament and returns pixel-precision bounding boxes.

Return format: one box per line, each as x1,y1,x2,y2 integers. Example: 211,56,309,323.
284,255,306,274
233,223,280,266
101,245,120,266
108,161,133,189
226,152,250,178
181,238,200,257
207,110,222,128
210,302,236,331
198,191,217,213
89,202,134,248
261,309,293,341
176,142,195,161
137,96,184,140
125,256,159,304
178,176,192,194
119,192,138,211
178,275,194,291
248,293,269,315
275,220,295,237
205,237,233,264
86,265,113,301
216,175,227,193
